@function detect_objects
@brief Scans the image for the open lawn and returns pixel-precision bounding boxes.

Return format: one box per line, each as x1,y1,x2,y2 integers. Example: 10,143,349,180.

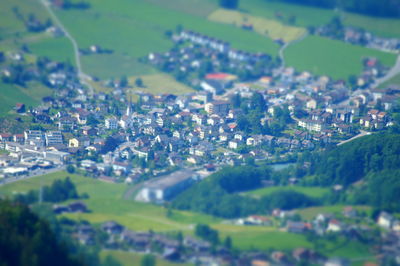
128,73,194,96
244,186,329,199
0,171,218,232
208,9,306,43
0,81,51,116
285,35,397,80
100,250,189,266
29,36,75,64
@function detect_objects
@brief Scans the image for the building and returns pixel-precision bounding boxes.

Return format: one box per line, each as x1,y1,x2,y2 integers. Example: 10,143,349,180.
204,101,230,115
24,130,45,147
105,117,118,130
45,131,63,146
136,169,197,203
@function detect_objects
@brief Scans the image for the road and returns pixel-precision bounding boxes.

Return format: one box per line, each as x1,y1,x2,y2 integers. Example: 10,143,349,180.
278,33,308,69
38,0,94,96
0,166,65,186
372,53,400,88
337,130,371,146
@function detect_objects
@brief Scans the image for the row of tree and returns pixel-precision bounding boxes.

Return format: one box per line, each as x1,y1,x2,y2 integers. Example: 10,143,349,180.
14,177,83,205
267,0,400,18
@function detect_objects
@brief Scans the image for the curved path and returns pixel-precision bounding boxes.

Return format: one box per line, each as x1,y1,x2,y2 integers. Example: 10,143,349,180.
38,0,94,95
278,32,308,69
372,53,400,88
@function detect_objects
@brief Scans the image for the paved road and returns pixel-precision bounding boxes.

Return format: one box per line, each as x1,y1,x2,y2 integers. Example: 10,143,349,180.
38,0,94,96
372,53,400,88
0,166,65,186
337,130,371,146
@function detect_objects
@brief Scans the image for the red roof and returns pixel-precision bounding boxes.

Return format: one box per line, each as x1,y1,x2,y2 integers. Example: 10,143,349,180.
205,73,231,80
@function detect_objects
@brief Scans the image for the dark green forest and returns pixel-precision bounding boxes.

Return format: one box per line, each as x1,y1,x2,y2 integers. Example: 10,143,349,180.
0,200,83,266
266,0,400,18
172,165,317,218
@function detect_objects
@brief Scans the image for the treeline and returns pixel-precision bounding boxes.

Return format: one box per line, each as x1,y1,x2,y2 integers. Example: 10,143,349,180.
0,200,84,266
172,165,317,218
303,133,400,213
267,0,400,18
307,133,400,186
15,177,84,205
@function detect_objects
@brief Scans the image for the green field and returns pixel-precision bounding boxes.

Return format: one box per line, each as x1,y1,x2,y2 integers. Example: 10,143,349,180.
208,8,306,43
285,35,397,80
100,250,189,266
29,36,75,64
128,74,194,95
245,186,330,198
0,82,52,116
0,171,374,258
51,0,279,78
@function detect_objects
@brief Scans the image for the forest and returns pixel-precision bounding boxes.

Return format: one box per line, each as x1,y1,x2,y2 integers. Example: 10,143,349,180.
172,165,317,218
0,200,84,266
266,0,400,18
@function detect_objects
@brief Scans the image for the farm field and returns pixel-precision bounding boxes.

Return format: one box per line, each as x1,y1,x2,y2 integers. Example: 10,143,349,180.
285,35,397,80
0,82,51,116
0,171,374,259
381,73,400,88
244,186,330,199
29,36,75,64
128,73,194,96
208,9,306,43
100,250,189,266
52,0,279,78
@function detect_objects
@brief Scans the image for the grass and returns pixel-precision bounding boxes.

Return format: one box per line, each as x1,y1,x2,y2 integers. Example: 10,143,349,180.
380,73,400,88
0,81,52,116
51,0,279,78
343,12,400,38
239,0,335,28
28,36,75,64
297,205,371,220
128,73,194,95
208,8,306,43
0,171,374,256
244,186,329,199
100,250,189,266
0,171,218,232
285,35,397,80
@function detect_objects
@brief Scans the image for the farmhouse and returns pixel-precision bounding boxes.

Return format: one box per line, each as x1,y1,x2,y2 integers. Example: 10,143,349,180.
136,169,197,203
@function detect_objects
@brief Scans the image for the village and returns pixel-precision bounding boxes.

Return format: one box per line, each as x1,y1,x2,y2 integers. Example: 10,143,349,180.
0,24,400,266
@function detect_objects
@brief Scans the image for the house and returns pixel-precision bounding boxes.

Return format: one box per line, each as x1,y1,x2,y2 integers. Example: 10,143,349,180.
136,169,197,203
24,130,45,147
69,137,90,148
287,221,311,233
378,212,394,229
101,221,124,235
14,103,26,113
327,219,343,232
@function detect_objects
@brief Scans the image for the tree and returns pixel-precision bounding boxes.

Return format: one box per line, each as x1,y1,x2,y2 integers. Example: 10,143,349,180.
120,75,128,88
223,236,232,249
135,77,144,88
66,164,75,174
219,0,239,9
141,254,156,266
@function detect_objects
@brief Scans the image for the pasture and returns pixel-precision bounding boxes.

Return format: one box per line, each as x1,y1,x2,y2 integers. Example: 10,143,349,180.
245,186,329,199
285,35,397,80
208,9,306,43
100,250,188,266
128,73,194,96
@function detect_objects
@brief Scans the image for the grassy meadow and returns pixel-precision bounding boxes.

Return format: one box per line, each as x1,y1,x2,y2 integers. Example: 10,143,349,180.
245,186,330,199
0,171,374,259
285,35,397,80
100,250,189,266
208,9,306,43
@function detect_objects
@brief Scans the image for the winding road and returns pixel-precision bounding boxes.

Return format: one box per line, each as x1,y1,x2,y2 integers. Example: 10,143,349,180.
38,0,94,96
372,53,400,88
